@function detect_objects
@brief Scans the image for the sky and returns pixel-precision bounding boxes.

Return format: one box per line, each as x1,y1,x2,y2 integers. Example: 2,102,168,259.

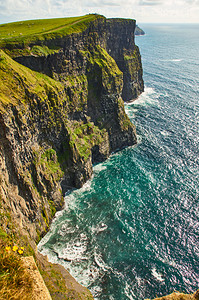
0,0,199,24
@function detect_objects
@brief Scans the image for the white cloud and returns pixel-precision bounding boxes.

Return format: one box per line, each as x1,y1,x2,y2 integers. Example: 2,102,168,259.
0,0,198,24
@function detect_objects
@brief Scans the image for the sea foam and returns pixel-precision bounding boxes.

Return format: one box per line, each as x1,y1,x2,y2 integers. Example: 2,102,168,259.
151,267,164,282
126,87,159,107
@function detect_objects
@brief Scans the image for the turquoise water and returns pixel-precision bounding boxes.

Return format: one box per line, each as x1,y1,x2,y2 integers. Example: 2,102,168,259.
38,24,199,299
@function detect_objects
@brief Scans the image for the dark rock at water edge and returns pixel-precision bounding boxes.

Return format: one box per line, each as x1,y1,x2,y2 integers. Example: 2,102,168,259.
135,25,145,36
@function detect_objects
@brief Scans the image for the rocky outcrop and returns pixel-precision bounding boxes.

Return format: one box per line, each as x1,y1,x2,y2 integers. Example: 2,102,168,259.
145,290,199,300
135,25,145,36
22,256,52,300
36,253,93,299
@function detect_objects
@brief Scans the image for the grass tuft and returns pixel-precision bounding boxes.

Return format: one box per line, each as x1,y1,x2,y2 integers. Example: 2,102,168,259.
0,239,34,300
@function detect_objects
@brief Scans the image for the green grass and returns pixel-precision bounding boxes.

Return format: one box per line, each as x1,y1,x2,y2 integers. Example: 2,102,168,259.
40,149,64,180
0,14,104,48
84,45,122,78
0,227,36,300
33,147,64,183
123,46,142,79
0,49,65,112
31,45,60,56
124,46,138,61
69,121,107,161
0,242,33,300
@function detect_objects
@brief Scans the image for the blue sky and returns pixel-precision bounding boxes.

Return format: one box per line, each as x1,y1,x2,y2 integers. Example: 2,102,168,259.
0,0,198,24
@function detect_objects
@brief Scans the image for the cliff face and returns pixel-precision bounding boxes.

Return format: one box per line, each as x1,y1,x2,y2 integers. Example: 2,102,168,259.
15,18,144,102
0,16,143,245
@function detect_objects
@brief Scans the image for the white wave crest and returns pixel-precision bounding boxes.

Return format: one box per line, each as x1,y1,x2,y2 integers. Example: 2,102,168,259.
125,87,159,107
161,59,183,62
58,240,88,261
74,178,93,194
90,285,103,299
151,267,164,282
158,257,177,268
94,251,111,271
63,178,93,211
91,223,108,234
124,282,136,300
172,59,182,62
37,222,58,249
160,130,170,136
93,163,107,173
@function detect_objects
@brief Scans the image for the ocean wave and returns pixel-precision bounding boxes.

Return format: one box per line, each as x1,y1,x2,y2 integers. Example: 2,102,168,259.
160,130,171,136
37,222,58,249
93,163,107,173
63,178,94,211
57,240,88,261
91,223,108,234
125,87,159,107
161,59,183,62
94,251,110,271
151,267,164,282
124,282,136,300
159,257,177,268
38,246,60,266
90,285,103,299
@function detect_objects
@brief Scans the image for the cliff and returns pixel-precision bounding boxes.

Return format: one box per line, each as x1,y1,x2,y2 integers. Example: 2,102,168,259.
0,14,143,298
0,13,144,241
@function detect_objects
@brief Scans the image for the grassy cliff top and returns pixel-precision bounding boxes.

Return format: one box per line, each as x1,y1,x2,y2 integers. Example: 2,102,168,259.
0,14,104,48
0,49,64,112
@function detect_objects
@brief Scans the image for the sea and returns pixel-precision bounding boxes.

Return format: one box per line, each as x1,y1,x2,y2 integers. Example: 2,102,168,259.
38,24,199,300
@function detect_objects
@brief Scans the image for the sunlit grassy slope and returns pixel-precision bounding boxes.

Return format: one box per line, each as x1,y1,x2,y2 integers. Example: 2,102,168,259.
0,14,103,47
0,49,64,112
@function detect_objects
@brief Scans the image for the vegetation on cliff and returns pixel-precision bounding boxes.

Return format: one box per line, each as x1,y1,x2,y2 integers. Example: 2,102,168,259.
0,14,103,50
0,230,34,299
0,49,63,112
